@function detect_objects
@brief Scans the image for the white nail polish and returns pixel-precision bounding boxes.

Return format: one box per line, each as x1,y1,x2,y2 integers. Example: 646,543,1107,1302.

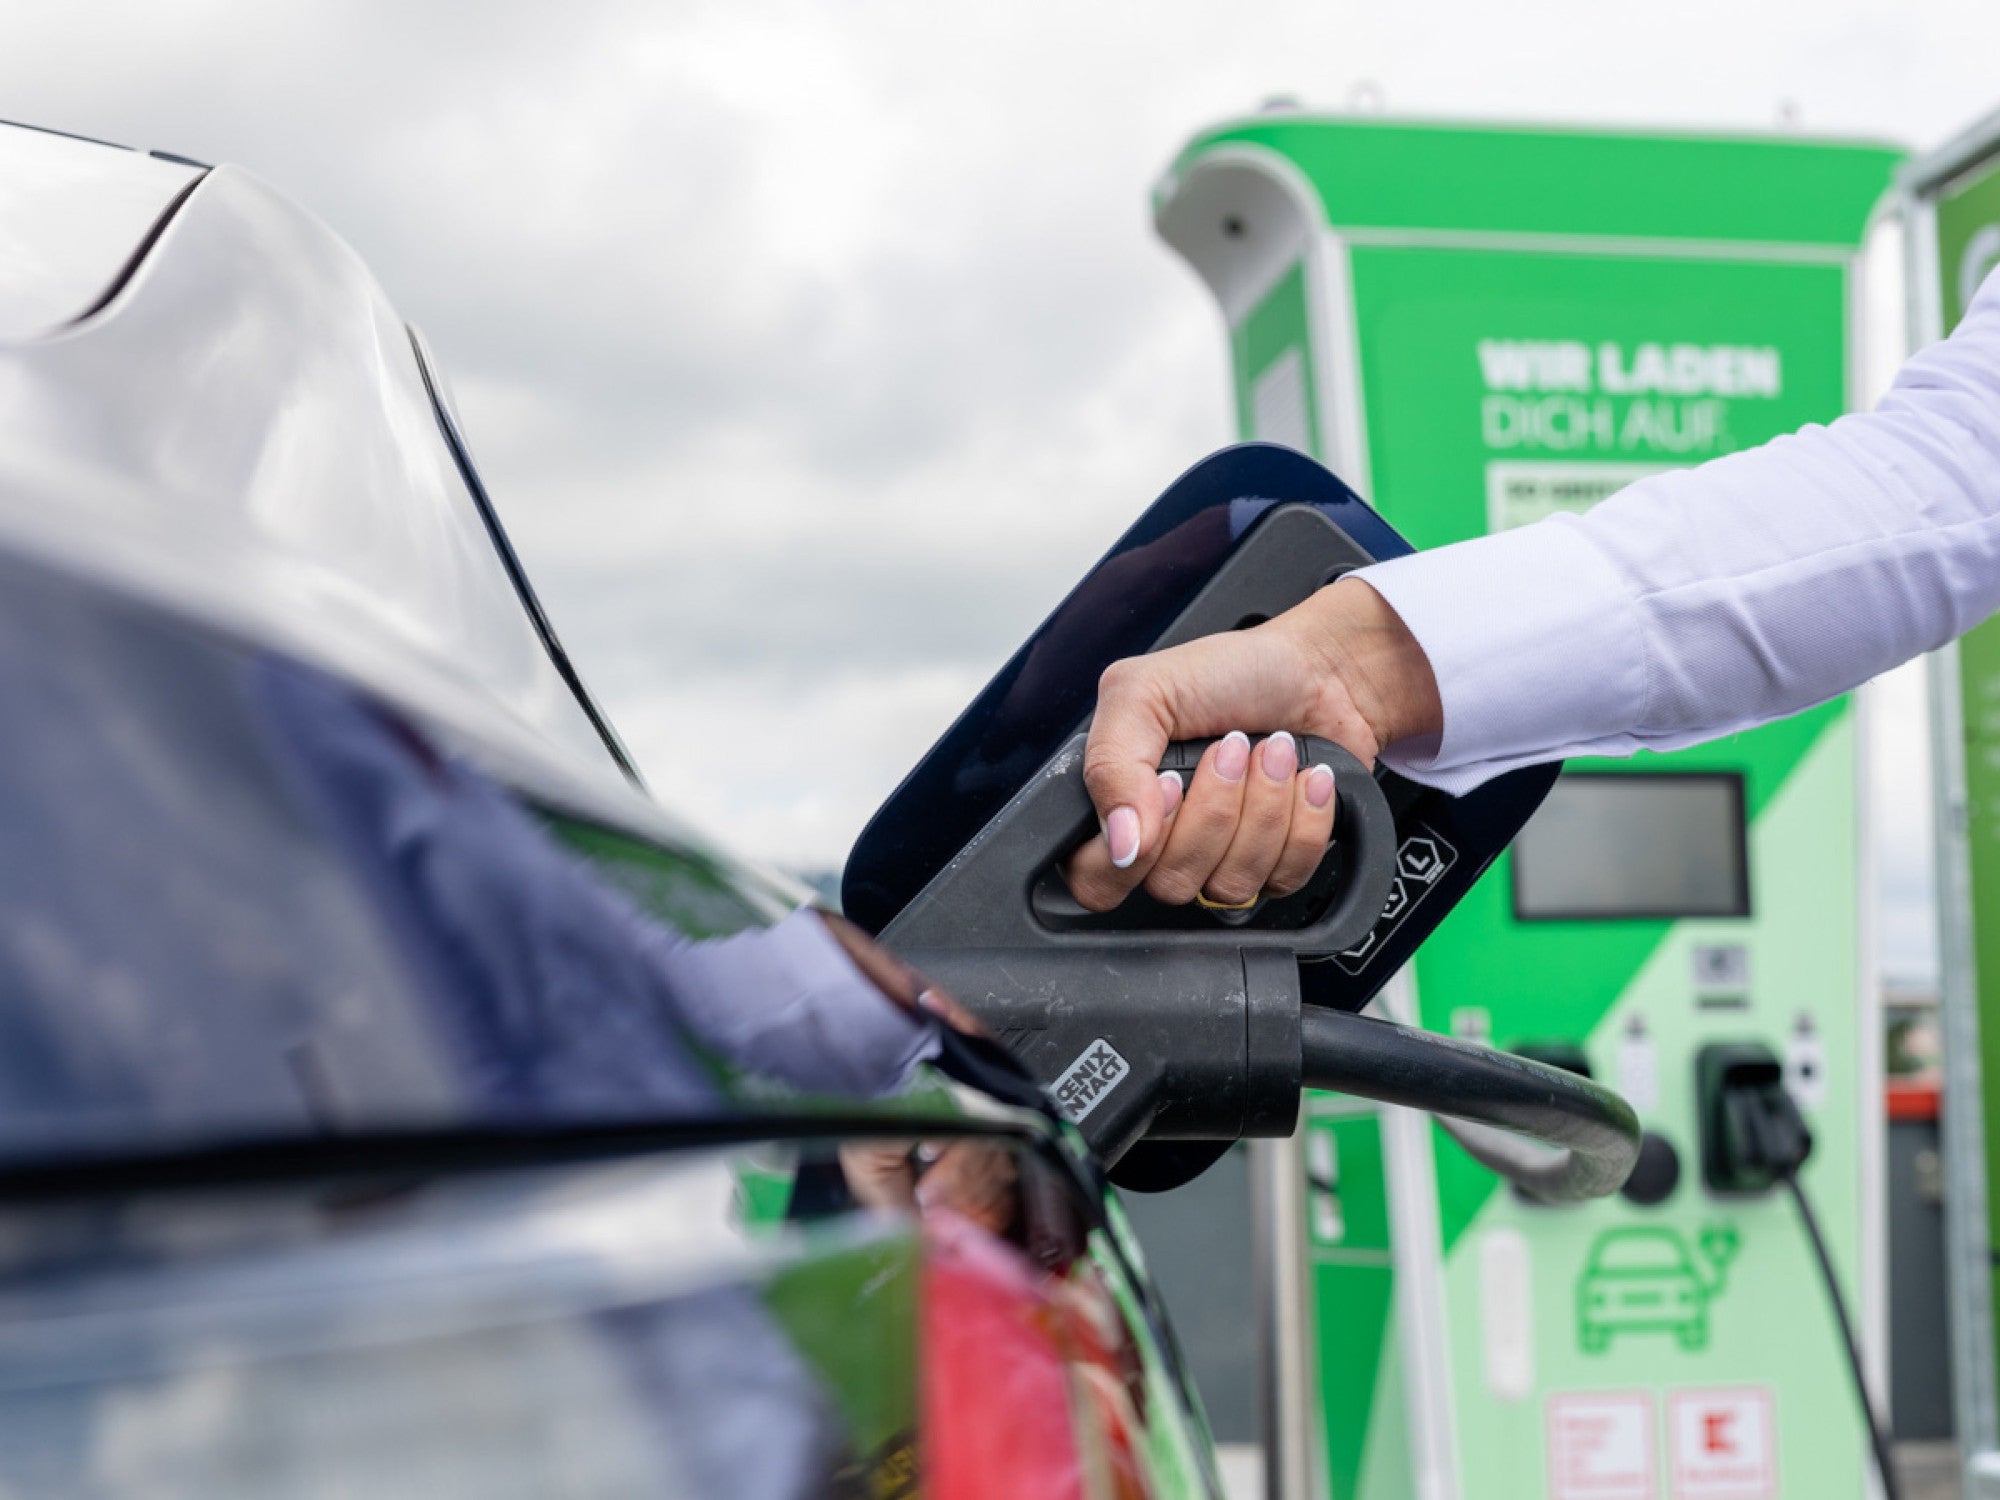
1107,805,1141,868
1215,730,1251,783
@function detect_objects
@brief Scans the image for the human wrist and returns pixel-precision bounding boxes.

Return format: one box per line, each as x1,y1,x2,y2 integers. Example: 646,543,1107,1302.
1297,576,1443,752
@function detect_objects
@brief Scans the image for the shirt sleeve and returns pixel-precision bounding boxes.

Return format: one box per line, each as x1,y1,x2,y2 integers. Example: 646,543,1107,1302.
1355,263,2000,794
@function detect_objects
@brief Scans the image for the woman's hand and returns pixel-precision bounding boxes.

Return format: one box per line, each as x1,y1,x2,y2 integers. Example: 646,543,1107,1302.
1063,577,1442,913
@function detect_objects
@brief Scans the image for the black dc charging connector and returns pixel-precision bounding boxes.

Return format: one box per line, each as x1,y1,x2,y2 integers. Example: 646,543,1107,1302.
884,730,1643,1199
1696,1044,1901,1500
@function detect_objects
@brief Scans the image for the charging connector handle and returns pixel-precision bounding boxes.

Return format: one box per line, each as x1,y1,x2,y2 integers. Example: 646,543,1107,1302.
889,726,1640,1197
1300,1007,1641,1204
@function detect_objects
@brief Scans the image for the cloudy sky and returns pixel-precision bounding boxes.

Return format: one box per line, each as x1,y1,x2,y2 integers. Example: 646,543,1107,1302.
6,0,1996,974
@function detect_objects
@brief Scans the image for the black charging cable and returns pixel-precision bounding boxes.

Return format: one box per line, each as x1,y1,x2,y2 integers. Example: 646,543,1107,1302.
1719,1074,1901,1500
1779,1168,1900,1500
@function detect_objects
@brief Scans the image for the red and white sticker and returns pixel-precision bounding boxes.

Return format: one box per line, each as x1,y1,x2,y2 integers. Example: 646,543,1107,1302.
1667,1387,1776,1499
1546,1391,1655,1500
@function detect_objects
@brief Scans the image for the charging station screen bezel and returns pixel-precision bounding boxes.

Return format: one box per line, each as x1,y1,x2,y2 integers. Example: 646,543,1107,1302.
1509,770,1751,923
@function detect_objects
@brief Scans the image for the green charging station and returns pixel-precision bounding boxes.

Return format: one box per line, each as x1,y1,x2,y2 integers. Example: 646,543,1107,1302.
1155,116,1901,1499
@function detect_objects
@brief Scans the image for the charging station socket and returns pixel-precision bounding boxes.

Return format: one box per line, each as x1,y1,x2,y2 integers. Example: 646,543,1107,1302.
1697,1042,1811,1194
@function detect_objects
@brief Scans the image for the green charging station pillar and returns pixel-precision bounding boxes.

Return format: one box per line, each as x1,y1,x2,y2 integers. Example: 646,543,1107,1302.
1156,116,1900,1500
1906,106,2000,1498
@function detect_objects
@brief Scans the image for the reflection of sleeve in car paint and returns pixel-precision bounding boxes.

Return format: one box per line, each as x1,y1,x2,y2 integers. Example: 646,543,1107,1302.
642,906,939,1099
255,657,934,1111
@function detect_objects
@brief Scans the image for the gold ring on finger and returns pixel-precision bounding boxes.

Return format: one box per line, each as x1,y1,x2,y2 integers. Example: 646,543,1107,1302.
1194,891,1260,912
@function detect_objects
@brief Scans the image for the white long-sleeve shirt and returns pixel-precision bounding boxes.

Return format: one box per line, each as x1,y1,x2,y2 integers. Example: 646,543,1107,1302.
1357,265,2000,794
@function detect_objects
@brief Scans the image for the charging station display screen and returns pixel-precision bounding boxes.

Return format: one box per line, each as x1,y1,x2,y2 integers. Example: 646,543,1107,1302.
1512,773,1749,920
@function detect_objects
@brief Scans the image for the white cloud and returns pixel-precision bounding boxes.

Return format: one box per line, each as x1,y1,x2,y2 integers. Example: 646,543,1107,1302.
607,662,990,870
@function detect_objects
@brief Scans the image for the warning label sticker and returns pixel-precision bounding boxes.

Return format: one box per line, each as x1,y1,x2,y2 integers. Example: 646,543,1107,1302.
1546,1391,1655,1500
1666,1388,1775,1499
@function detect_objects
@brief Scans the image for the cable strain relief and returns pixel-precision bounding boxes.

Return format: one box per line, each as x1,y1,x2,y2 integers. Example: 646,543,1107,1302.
1242,948,1302,1137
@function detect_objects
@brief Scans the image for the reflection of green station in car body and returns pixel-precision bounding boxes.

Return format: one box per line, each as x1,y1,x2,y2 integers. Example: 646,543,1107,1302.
1577,1225,1738,1355
1155,112,1900,1498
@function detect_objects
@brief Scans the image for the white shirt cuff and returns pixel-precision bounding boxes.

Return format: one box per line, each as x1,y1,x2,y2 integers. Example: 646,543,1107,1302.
1354,515,1646,792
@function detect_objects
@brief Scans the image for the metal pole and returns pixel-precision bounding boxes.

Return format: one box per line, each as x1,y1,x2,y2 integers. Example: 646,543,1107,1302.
1253,1132,1323,1500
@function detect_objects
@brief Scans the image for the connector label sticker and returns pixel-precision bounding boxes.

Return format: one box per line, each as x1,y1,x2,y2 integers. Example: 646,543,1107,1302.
1052,1039,1130,1123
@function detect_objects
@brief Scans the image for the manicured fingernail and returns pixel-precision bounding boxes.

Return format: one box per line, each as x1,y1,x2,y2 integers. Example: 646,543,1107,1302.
1159,770,1184,816
916,989,949,1018
1305,763,1336,809
1215,730,1251,783
1261,730,1297,782
1106,805,1140,868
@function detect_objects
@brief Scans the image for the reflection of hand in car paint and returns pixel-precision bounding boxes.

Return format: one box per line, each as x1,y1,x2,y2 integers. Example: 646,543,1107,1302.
816,912,986,1038
915,1142,1019,1234
837,1140,1021,1238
